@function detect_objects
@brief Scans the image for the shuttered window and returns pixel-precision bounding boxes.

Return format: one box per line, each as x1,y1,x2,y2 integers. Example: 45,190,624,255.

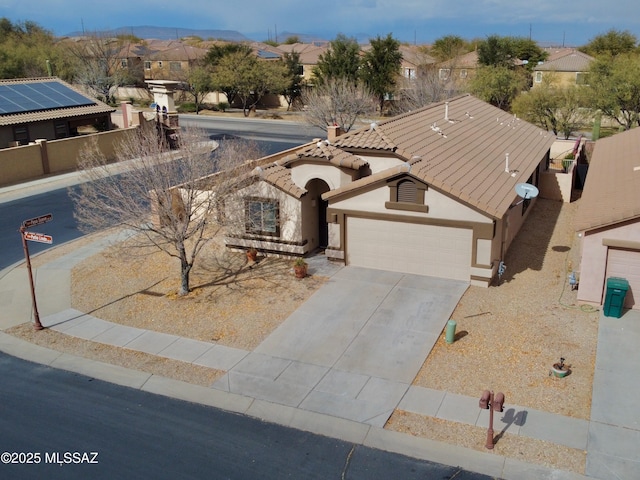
397,180,417,203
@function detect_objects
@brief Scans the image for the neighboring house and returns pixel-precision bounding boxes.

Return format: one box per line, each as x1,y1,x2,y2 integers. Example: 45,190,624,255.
532,50,594,87
398,45,436,80
0,77,115,148
144,44,209,80
115,41,151,77
575,127,640,310
275,42,328,84
436,50,479,85
224,94,555,286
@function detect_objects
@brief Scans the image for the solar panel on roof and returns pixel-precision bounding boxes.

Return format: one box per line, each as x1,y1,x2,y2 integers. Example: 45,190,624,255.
0,81,96,115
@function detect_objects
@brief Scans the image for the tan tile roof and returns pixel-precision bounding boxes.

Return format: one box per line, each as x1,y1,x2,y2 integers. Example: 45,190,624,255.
254,163,307,198
438,50,479,69
148,45,208,61
0,77,115,127
279,141,368,170
398,45,436,67
275,43,327,64
534,50,593,72
574,128,640,232
329,95,555,218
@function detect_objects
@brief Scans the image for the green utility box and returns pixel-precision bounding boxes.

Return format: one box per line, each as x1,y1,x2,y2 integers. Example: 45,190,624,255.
603,277,629,318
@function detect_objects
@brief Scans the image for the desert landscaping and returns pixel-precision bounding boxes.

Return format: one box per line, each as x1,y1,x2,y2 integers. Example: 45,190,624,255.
8,197,597,473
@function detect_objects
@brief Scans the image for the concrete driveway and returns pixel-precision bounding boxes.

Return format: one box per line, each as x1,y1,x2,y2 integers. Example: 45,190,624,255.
213,266,468,427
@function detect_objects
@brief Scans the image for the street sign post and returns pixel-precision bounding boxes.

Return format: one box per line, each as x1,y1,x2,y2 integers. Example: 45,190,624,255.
22,213,52,229
23,232,53,244
19,214,54,331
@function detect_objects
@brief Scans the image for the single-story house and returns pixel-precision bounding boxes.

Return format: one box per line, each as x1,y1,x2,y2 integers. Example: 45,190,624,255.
225,94,556,286
575,127,640,309
532,50,594,88
0,77,115,149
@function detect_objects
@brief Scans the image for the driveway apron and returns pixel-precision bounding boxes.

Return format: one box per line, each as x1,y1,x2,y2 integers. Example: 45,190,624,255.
213,266,468,427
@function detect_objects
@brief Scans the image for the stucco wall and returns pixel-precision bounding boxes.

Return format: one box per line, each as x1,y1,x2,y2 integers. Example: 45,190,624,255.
357,155,405,174
533,72,580,89
291,163,355,191
0,128,137,186
0,143,44,185
224,180,303,253
332,183,492,224
577,221,640,305
539,168,574,202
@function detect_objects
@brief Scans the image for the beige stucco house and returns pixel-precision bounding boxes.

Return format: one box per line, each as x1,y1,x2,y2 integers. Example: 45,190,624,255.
144,45,209,80
436,50,479,86
532,50,594,88
575,127,640,309
225,94,555,286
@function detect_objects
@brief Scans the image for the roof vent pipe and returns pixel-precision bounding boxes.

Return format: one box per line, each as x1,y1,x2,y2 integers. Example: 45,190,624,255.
504,153,510,174
444,102,449,121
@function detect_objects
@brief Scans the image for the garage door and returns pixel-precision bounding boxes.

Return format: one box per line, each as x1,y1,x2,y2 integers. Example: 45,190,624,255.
346,217,472,281
605,248,640,309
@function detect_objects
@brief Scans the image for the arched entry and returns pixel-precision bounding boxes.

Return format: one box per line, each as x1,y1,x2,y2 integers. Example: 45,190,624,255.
305,178,330,250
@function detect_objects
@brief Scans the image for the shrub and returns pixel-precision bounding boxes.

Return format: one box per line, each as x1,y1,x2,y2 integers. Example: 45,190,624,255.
177,102,197,113
217,102,229,112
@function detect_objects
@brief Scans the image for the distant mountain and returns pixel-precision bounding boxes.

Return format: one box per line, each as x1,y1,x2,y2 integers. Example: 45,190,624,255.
64,25,251,42
277,31,375,45
276,31,329,44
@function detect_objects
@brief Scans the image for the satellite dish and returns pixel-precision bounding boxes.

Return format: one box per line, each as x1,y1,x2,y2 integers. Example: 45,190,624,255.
515,183,539,200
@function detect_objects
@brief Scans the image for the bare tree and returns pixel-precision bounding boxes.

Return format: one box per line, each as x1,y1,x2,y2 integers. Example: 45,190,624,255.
70,125,262,296
65,33,129,104
301,77,376,132
394,68,455,113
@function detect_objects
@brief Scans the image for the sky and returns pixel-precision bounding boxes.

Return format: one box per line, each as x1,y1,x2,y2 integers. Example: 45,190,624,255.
1,0,639,47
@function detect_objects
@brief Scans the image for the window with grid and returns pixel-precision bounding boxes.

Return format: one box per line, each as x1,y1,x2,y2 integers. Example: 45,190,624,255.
169,62,182,72
144,61,151,70
245,198,279,236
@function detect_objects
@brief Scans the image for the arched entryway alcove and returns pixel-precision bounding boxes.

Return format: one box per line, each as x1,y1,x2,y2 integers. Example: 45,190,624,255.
304,178,331,250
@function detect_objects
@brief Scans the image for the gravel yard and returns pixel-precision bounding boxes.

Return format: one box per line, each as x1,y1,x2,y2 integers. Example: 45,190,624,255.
8,197,596,474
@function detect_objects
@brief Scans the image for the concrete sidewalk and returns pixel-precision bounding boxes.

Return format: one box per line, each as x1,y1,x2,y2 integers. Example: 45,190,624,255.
4,234,635,479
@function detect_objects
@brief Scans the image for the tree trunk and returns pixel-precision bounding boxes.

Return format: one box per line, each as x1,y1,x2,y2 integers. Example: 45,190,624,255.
178,243,191,296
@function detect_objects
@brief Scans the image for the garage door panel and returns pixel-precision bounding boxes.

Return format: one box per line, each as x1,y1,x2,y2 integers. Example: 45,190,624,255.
346,217,472,281
606,249,640,309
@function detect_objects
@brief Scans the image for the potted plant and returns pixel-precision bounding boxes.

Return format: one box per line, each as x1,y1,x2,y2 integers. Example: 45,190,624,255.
293,257,308,278
550,357,570,378
246,247,258,262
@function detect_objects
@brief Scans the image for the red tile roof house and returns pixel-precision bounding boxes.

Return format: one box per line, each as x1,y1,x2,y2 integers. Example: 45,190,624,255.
575,127,640,309
224,94,555,286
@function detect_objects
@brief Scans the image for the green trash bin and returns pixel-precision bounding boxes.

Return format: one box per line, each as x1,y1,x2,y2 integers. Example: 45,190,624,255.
603,277,629,318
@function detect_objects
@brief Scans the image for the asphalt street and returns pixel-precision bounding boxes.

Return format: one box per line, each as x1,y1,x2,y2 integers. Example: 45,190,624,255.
0,352,493,480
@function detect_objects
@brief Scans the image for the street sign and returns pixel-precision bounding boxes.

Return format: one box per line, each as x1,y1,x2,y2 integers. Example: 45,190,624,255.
23,231,53,244
22,213,53,228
